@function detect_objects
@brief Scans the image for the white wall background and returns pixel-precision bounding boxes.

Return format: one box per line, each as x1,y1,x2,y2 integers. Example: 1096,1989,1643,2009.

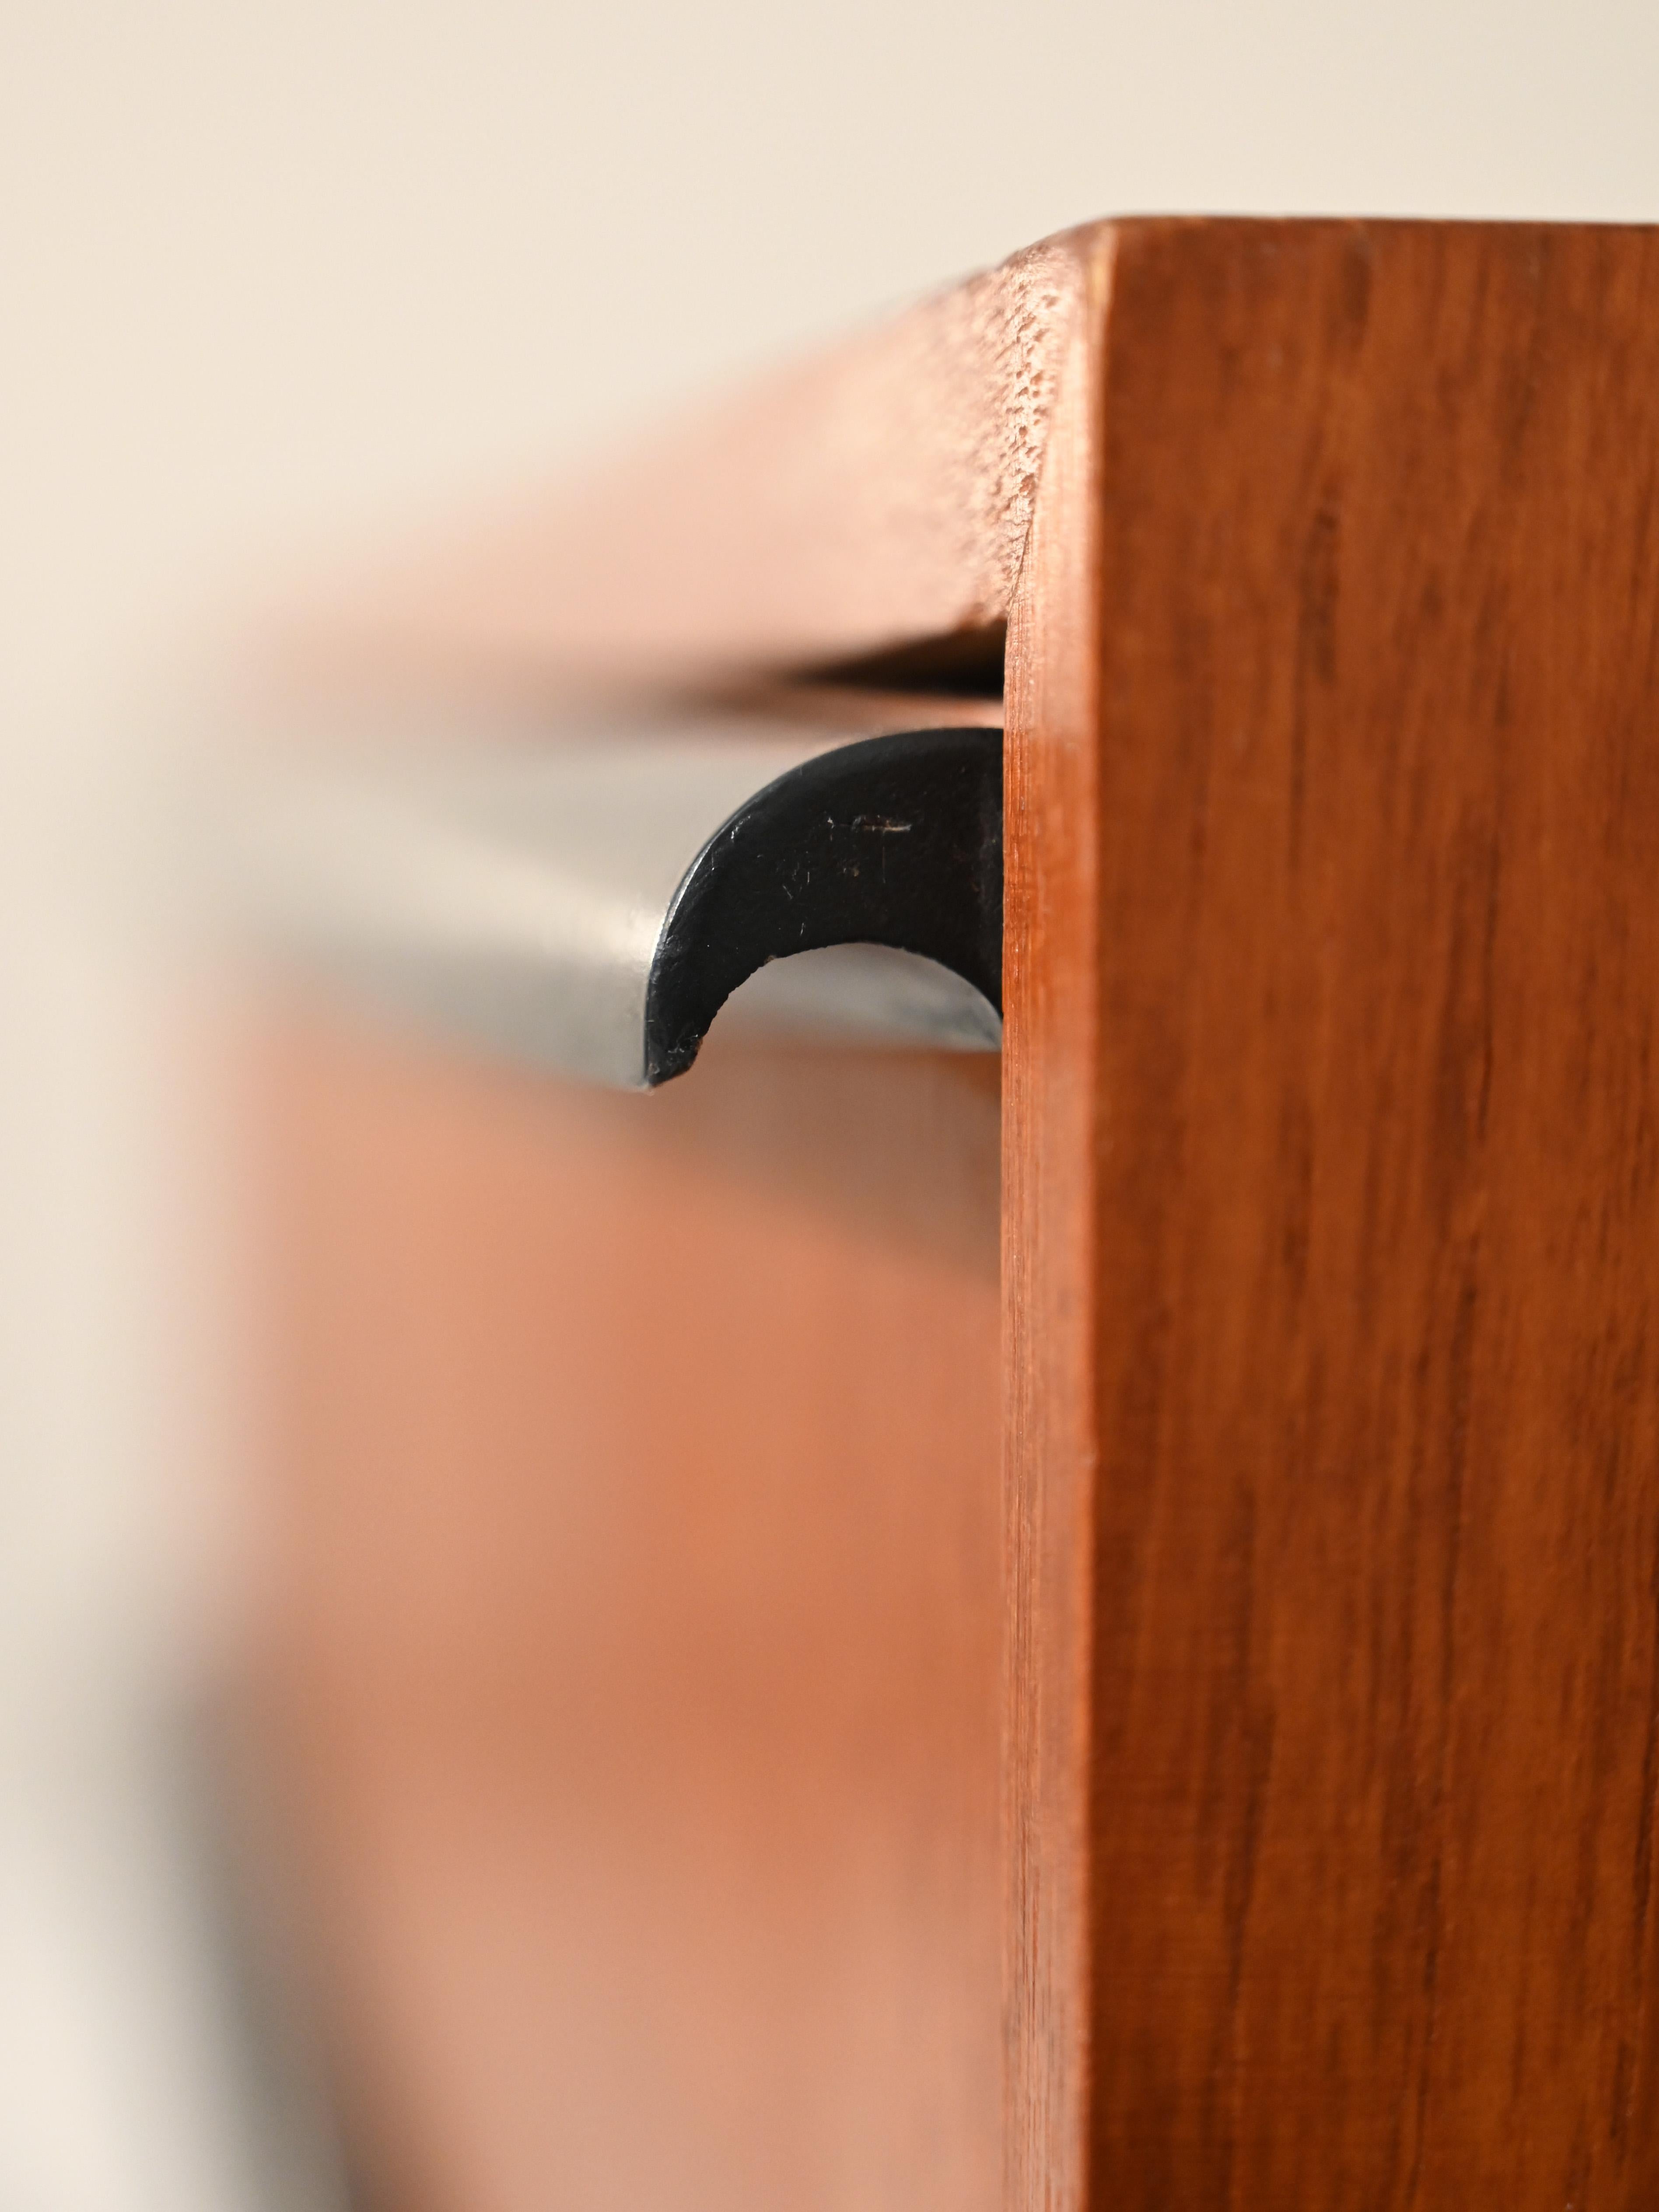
4,3,1659,2205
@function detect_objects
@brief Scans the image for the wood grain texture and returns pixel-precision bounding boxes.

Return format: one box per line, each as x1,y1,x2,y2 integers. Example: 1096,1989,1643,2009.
1042,217,1659,2208
251,1019,1002,2212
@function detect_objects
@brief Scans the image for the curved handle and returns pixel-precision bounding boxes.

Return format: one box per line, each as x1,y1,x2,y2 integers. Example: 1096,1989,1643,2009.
230,719,1004,1088
648,726,1001,1083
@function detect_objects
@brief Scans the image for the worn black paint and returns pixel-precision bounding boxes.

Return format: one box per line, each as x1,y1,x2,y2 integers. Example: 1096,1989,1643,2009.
644,727,1003,1086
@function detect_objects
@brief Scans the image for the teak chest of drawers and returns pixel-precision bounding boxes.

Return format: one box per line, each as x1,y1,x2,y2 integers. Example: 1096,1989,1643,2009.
250,218,1659,2209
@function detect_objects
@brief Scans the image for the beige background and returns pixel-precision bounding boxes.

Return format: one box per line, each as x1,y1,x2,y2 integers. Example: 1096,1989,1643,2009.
5,2,1659,2205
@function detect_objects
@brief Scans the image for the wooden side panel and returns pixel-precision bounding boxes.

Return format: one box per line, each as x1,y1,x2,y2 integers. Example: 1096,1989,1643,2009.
252,1023,1003,2212
1060,219,1659,2206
